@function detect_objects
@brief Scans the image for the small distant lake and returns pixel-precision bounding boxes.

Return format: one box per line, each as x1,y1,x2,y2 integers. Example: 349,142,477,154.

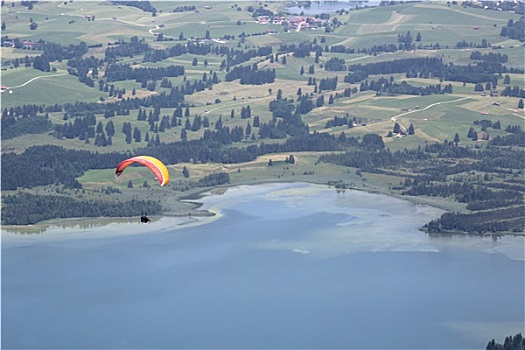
287,1,380,15
2,183,523,349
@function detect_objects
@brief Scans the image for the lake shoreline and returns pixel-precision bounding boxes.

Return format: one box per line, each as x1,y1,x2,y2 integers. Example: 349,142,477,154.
0,180,414,230
2,180,523,237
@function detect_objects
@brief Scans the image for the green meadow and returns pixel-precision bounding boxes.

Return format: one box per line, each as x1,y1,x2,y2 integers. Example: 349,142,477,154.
2,72,103,106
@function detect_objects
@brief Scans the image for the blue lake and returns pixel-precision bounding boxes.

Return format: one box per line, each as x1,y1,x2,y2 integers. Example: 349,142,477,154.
287,1,380,15
2,183,523,349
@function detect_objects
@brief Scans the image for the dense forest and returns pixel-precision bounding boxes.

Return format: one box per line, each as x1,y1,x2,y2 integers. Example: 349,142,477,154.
112,1,157,14
1,193,162,225
225,64,276,85
319,132,525,234
499,17,525,42
486,333,525,350
347,57,523,85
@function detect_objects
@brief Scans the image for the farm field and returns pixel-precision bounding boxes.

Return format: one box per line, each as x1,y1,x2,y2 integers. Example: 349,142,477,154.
2,1,523,140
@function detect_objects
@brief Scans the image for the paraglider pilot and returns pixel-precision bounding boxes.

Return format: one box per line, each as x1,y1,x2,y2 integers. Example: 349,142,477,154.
140,213,150,223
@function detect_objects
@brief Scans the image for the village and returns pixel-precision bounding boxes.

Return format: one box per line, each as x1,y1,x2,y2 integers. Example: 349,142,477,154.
255,13,329,32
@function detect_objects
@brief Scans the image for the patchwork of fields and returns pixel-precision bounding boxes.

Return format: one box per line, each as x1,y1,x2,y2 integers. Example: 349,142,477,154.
1,1,523,229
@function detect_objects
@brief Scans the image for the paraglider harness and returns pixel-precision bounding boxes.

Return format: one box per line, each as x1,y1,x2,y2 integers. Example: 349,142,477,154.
140,213,150,223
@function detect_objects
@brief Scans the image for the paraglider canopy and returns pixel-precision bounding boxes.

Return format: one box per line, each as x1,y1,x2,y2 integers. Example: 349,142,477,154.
115,156,170,186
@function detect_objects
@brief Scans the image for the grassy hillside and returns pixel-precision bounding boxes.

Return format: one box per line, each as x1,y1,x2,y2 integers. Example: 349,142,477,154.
2,2,523,141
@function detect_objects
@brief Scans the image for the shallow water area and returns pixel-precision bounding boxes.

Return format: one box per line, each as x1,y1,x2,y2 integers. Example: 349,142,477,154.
286,0,380,15
1,208,217,239
2,182,523,349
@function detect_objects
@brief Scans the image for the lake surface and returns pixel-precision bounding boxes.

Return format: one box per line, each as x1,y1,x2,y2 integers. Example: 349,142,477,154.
287,1,380,15
2,183,524,349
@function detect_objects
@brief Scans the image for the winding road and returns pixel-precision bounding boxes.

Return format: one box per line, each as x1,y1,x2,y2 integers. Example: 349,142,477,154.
5,72,68,90
390,96,470,132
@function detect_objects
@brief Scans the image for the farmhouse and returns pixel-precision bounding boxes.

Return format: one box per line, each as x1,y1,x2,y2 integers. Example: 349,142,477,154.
289,16,305,24
1,40,14,47
272,16,286,24
256,16,270,23
22,40,36,48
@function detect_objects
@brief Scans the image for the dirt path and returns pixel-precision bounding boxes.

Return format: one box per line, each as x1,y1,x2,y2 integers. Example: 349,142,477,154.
6,72,68,89
47,113,63,122
202,94,273,116
390,96,470,132
508,109,525,120
356,11,411,34
347,52,389,62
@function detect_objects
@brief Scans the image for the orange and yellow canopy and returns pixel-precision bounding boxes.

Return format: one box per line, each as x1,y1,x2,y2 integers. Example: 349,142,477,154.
115,156,170,186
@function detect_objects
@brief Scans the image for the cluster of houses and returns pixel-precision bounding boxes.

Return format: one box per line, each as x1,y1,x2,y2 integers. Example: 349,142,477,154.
467,0,511,10
1,39,37,48
256,15,328,32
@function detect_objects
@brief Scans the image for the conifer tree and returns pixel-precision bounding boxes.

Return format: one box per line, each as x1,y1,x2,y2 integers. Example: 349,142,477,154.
393,123,400,134
182,166,190,178
453,133,460,146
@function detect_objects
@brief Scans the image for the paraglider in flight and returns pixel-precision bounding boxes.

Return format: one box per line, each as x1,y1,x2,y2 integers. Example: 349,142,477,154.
115,156,170,186
140,213,151,223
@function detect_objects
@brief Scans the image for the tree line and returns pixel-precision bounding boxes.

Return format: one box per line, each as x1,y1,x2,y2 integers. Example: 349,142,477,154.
225,64,276,85
499,17,525,42
424,206,524,234
103,64,185,82
486,333,524,350
1,193,161,225
113,1,157,14
319,133,525,234
359,78,453,96
105,36,150,60
469,51,508,63
1,113,51,139
345,57,523,85
0,131,345,191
